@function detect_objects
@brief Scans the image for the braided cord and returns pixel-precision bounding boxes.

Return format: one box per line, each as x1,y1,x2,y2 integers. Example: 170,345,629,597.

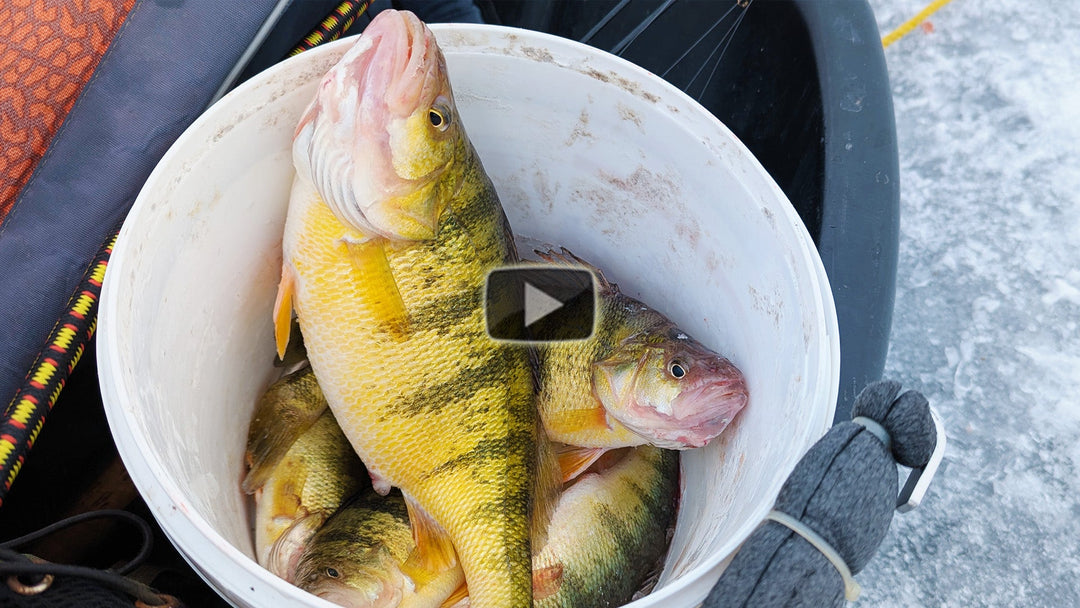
288,0,374,57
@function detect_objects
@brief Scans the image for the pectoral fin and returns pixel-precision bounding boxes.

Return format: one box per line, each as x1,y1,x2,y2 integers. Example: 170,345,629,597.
401,493,458,581
542,402,613,446
273,266,296,360
554,444,608,483
274,318,308,374
342,236,409,336
399,493,464,608
532,563,564,601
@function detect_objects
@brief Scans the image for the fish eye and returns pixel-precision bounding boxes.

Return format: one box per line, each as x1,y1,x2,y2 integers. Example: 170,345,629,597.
428,106,451,131
668,360,687,379
326,567,340,579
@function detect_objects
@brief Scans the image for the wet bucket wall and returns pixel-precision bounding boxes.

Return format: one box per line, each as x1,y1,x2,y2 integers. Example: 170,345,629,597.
98,25,840,608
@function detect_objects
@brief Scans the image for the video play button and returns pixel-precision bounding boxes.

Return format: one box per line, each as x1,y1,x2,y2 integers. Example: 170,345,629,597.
524,282,566,327
485,266,595,342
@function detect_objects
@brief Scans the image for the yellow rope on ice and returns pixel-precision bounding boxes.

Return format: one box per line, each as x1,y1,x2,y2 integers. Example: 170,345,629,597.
882,0,954,48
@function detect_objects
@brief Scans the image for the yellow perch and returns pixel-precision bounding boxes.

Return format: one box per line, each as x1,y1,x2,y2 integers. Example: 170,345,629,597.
243,366,364,581
276,10,552,608
533,249,748,478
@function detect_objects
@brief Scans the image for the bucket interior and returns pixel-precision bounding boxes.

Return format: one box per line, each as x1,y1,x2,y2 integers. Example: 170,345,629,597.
99,24,838,608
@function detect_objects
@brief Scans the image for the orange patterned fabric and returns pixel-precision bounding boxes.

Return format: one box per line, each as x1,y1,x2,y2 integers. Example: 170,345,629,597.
0,0,136,223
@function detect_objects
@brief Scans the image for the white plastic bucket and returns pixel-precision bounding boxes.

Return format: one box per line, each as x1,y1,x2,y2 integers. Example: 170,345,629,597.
99,24,839,608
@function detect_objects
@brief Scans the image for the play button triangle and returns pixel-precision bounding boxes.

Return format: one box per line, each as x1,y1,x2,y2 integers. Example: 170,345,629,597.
524,282,565,328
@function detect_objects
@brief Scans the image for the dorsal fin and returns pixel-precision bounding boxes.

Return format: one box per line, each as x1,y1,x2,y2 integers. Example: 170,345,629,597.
533,247,617,294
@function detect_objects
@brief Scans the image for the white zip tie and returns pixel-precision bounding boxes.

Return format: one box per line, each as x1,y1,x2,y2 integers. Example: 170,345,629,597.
765,510,861,601
851,416,892,453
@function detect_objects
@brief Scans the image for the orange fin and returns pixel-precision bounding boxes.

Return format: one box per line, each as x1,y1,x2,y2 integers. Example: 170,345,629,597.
543,399,612,437
273,266,296,360
343,236,409,336
533,563,564,601
555,444,608,483
398,494,465,608
274,318,308,372
401,493,458,581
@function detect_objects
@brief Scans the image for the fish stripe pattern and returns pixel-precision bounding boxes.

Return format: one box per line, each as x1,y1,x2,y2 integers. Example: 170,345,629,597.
287,138,538,607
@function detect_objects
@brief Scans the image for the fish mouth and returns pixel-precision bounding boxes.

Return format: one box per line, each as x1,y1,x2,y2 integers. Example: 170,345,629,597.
293,9,449,240
266,512,326,583
669,378,748,442
299,557,408,608
306,576,405,608
353,9,440,117
377,11,441,118
616,376,748,449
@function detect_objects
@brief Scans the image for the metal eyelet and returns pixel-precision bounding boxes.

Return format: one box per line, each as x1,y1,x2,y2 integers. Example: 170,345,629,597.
6,572,54,596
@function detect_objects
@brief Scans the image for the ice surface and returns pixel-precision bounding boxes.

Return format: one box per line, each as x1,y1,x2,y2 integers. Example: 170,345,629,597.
859,1,1080,606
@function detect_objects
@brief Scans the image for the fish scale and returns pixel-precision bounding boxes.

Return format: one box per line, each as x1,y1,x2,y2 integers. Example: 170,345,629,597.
533,446,679,608
282,140,538,607
534,249,747,454
289,444,679,608
246,393,365,579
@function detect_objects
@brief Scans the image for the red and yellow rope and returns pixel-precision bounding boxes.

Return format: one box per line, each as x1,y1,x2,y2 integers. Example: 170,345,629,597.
0,235,112,505
0,0,379,507
288,0,373,57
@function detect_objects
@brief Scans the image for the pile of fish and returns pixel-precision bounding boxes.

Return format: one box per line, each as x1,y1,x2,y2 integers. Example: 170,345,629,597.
242,10,748,608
